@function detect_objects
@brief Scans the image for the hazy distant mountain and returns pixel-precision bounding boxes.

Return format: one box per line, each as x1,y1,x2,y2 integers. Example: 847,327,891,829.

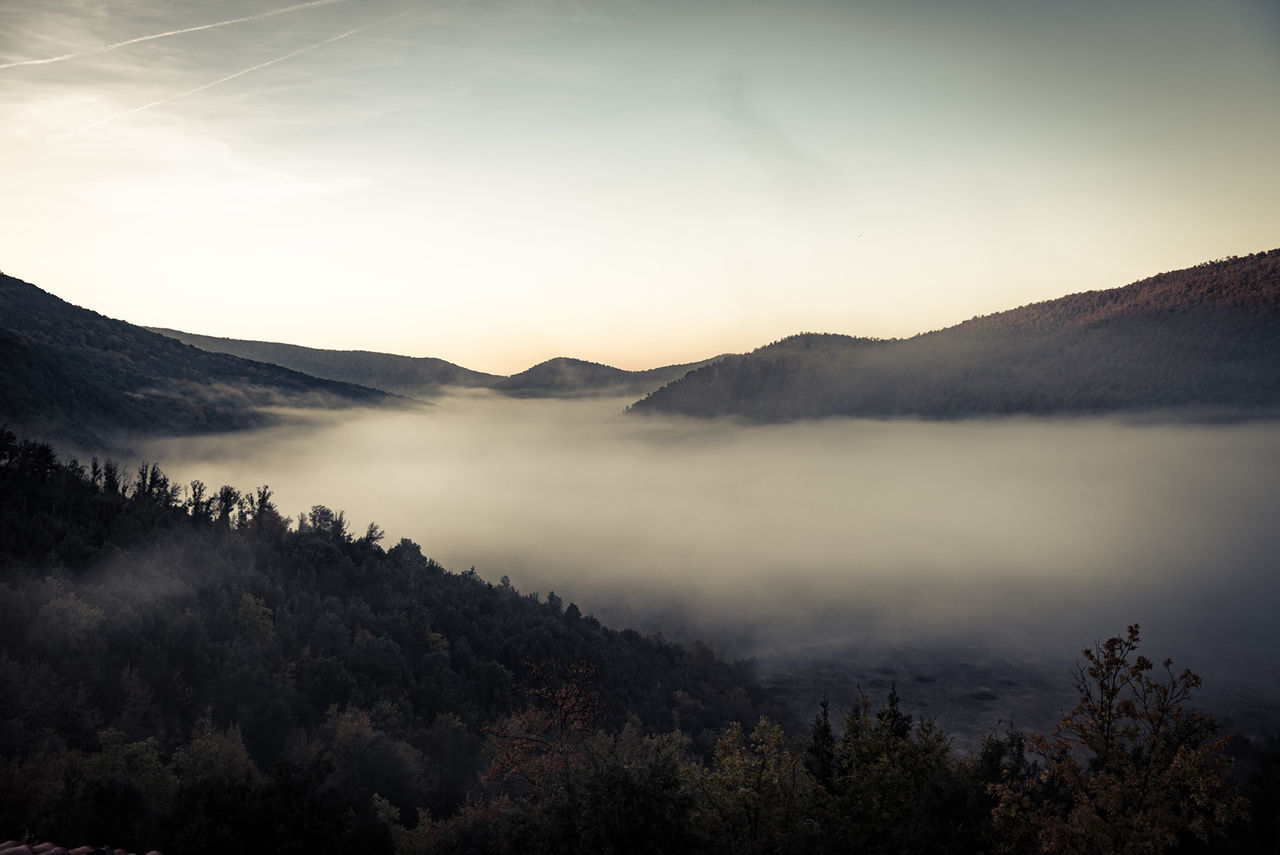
630,250,1280,421
151,331,723,399
490,356,723,397
149,327,500,396
0,272,386,447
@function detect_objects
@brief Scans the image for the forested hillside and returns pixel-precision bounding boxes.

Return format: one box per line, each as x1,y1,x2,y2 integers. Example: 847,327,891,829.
0,430,784,852
2,431,1276,854
0,273,386,447
630,250,1280,421
147,328,501,396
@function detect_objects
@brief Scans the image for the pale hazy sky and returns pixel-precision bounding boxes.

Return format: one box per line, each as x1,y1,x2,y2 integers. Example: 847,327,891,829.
2,0,1277,374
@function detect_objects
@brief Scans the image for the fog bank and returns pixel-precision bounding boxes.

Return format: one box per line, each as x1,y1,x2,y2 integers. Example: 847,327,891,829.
143,393,1280,741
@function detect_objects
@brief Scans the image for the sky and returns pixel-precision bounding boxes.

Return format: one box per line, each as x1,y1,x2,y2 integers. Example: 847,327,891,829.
2,0,1278,374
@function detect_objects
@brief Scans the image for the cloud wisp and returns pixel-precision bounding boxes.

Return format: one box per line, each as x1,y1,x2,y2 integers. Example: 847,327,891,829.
61,4,426,137
716,70,843,201
0,0,348,71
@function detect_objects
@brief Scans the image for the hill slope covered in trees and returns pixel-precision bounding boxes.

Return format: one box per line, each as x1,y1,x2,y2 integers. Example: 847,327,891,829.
0,429,787,852
630,250,1280,421
2,431,1275,853
0,273,387,447
147,328,501,396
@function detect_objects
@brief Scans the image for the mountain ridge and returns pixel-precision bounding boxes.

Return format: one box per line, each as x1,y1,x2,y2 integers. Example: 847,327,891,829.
149,328,725,399
0,272,388,449
630,250,1280,421
491,355,724,397
147,327,501,396
8,248,1279,441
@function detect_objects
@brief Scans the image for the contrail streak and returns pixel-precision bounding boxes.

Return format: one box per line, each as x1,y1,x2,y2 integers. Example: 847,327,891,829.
61,7,420,137
0,0,346,70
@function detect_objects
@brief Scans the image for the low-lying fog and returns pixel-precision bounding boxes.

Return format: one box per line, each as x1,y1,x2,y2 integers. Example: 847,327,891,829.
144,392,1280,744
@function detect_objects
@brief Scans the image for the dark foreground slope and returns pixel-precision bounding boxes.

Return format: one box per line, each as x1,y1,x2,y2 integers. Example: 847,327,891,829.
3,432,1275,855
148,327,501,396
0,431,784,852
631,250,1280,421
0,273,386,447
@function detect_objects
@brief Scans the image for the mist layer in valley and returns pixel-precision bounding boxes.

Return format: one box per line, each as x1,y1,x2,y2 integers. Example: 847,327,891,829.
142,392,1280,744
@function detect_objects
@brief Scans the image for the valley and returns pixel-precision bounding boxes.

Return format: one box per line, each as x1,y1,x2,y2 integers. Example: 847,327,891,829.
141,391,1280,746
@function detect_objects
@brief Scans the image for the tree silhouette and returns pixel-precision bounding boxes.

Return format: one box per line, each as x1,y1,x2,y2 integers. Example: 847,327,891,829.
990,624,1246,854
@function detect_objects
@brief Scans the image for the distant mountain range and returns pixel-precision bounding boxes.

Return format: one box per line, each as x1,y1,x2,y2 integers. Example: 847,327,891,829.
0,273,386,448
5,250,1278,447
148,329,720,399
146,328,500,396
0,272,717,447
490,355,722,397
629,250,1280,421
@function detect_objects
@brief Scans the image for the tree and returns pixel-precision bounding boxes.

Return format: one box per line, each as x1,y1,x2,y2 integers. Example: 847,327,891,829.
173,714,262,789
214,485,240,528
307,504,351,542
483,661,603,800
827,685,967,854
990,624,1246,854
805,698,836,790
187,479,212,524
684,716,818,854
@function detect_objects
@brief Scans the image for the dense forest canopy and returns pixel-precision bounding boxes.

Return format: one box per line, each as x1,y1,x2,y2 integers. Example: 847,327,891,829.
0,429,782,851
1,429,1276,853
